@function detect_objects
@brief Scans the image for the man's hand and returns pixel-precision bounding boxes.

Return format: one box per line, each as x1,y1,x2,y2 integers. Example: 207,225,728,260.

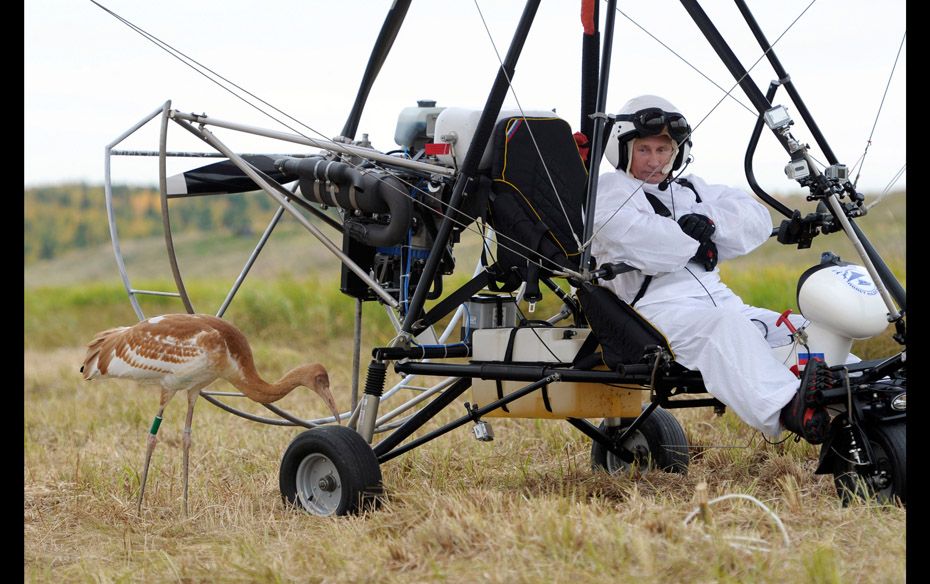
678,213,716,242
776,210,820,249
691,240,718,271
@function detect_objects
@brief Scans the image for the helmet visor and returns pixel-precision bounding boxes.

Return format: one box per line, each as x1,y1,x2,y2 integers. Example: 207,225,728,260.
616,107,690,143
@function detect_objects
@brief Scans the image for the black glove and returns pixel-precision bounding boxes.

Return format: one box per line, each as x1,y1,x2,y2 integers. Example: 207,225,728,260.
677,213,716,242
776,209,820,248
690,240,718,271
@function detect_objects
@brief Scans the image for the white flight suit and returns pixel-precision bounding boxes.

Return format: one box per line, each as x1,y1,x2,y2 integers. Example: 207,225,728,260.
590,170,800,437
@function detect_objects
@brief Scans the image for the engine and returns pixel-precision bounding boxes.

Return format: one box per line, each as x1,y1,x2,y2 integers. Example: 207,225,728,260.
274,103,459,310
273,100,558,312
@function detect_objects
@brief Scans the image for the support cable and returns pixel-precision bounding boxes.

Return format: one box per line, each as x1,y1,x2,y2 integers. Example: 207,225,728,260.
851,31,906,190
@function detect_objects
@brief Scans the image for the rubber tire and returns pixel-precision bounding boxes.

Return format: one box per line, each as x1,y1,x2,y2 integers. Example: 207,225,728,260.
831,421,905,506
591,405,689,474
279,425,383,516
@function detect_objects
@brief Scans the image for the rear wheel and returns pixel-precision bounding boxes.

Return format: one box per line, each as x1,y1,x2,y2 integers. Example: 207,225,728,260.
591,406,689,474
279,425,383,516
831,421,905,506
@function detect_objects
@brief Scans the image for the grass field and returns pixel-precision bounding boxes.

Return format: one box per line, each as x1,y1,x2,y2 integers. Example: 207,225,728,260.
24,193,905,582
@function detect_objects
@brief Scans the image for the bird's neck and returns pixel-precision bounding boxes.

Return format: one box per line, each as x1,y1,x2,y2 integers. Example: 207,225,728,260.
229,367,303,404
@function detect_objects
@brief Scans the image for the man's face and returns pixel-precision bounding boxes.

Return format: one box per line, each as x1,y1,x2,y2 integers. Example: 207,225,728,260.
629,134,675,183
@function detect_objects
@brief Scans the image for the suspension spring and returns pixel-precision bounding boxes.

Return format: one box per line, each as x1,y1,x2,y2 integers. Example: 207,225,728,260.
364,360,387,397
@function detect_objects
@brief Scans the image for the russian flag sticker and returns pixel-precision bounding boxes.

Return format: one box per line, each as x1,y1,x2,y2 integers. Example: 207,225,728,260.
798,352,825,366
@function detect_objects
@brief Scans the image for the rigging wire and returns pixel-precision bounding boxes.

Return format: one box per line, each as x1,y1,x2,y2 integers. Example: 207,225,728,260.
472,0,584,251
880,163,907,198
88,1,578,278
865,162,907,211
846,150,867,177
582,0,819,251
613,5,757,118
92,0,891,286
852,31,907,191
90,0,343,160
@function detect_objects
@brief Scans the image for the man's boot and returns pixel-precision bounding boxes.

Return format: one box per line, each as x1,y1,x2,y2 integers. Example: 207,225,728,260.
780,359,833,444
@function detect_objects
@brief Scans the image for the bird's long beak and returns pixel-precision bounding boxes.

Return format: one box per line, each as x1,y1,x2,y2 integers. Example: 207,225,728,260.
313,383,342,425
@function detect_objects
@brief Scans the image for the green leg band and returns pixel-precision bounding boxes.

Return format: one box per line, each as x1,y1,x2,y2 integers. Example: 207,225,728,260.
149,416,163,435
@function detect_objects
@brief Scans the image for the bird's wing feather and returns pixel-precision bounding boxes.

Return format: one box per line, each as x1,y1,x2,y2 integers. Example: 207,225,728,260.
86,316,230,391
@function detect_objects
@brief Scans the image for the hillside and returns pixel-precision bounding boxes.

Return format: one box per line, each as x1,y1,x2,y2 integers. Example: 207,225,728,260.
24,184,905,289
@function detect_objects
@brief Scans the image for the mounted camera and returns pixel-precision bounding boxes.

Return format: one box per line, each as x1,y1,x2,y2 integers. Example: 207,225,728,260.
763,105,793,131
824,164,848,181
784,158,810,181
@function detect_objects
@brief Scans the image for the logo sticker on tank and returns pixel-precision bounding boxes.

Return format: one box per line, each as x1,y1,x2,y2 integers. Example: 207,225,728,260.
830,266,878,295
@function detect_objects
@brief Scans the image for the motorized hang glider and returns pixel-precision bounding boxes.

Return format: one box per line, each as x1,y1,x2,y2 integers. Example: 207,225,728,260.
98,0,906,516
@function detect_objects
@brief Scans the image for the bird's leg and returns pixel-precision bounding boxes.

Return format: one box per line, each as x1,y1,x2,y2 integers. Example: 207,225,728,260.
182,389,199,517
138,389,173,515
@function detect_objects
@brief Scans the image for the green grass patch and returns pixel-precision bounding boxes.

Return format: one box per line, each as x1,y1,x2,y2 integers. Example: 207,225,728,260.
25,276,398,350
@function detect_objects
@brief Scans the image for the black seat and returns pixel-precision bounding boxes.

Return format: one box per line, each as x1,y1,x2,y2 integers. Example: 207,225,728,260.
484,115,588,299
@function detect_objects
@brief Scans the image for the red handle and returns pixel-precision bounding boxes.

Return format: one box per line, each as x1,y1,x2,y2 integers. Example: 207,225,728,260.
775,309,797,333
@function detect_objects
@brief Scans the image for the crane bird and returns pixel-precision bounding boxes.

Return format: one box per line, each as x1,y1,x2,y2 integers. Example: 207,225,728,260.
81,313,341,515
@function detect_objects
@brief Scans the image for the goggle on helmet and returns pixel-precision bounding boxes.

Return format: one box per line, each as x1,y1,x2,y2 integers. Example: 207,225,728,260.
605,106,693,174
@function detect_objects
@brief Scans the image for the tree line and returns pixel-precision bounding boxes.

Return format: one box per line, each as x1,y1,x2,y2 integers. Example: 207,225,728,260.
24,184,280,263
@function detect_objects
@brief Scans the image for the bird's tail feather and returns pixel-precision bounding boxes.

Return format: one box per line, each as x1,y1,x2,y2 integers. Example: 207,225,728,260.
82,326,129,380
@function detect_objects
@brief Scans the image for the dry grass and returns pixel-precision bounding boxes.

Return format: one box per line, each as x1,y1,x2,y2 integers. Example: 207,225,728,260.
25,337,905,582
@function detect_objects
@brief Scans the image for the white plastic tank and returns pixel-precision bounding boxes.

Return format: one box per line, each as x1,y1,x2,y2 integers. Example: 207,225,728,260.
394,100,446,150
432,107,560,169
797,262,890,339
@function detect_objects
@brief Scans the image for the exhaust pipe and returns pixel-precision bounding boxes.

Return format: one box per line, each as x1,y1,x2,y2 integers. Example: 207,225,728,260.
276,156,413,247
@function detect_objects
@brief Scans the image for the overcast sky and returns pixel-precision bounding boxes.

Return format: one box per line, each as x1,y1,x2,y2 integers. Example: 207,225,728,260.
25,0,905,196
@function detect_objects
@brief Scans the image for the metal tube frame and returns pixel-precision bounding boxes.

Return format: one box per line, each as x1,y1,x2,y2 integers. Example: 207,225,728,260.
102,103,402,429
110,113,494,431
105,100,718,457
743,83,794,218
579,0,619,275
399,0,542,336
104,101,174,321
158,105,196,314
376,375,557,464
110,150,303,158
217,204,286,318
169,111,454,178
171,117,401,308
351,298,363,414
824,194,901,319
680,0,905,318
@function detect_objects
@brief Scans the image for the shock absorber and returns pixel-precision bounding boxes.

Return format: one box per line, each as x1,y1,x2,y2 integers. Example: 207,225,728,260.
842,367,865,468
358,360,387,443
843,420,865,467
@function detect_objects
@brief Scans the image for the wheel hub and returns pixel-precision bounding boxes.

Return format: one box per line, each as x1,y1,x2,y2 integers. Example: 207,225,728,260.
318,474,338,492
295,453,342,515
605,430,651,474
869,466,891,490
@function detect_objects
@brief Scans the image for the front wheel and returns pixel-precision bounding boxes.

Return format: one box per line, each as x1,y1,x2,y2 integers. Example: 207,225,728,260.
591,406,689,474
279,425,383,516
830,421,905,506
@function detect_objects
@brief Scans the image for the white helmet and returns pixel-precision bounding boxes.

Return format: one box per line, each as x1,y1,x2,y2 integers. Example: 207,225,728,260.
604,95,692,177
